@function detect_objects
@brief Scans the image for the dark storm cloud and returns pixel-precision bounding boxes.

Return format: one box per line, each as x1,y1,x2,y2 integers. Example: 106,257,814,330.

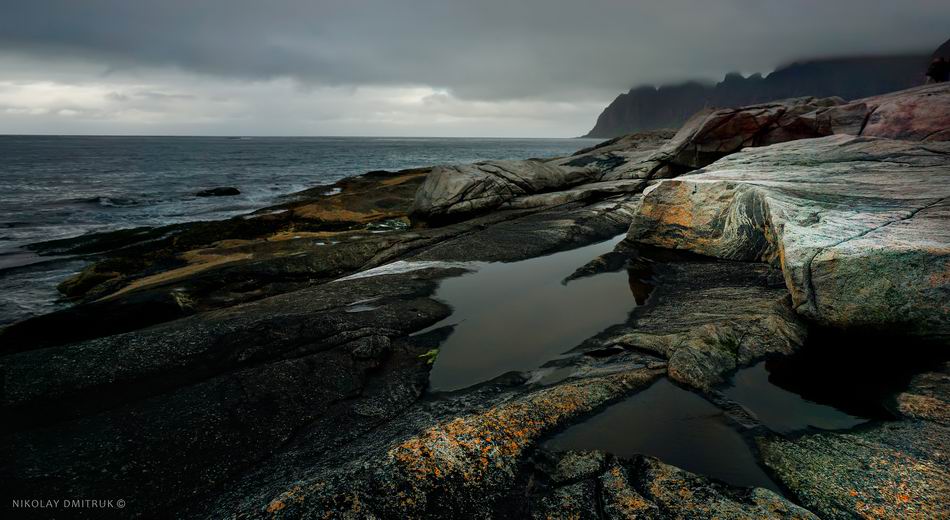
2,0,949,101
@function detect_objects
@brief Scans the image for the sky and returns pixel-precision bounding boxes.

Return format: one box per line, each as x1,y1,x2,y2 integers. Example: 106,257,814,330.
0,0,948,137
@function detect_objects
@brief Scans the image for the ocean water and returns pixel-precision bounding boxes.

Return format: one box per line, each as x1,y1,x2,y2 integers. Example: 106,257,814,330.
0,135,600,325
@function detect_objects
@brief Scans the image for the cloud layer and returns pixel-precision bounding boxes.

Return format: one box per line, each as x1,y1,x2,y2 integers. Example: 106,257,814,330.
1,0,948,136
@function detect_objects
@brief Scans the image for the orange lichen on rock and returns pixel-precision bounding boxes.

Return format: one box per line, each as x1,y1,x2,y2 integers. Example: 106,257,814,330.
292,205,391,223
600,463,655,515
262,482,334,517
379,172,427,186
290,176,421,223
385,369,662,507
266,230,347,242
103,251,253,299
897,393,950,424
638,182,697,229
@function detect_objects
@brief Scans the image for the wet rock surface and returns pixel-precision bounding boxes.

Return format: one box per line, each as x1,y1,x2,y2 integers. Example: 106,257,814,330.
543,377,782,491
571,246,806,390
3,83,949,518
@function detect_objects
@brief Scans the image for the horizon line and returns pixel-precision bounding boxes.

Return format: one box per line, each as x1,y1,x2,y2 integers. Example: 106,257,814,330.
0,133,595,139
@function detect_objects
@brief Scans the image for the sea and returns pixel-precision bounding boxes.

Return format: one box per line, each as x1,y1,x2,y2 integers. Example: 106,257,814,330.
0,135,601,325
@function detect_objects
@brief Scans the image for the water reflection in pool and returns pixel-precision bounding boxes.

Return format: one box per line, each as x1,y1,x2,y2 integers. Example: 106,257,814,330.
545,378,782,491
424,235,639,392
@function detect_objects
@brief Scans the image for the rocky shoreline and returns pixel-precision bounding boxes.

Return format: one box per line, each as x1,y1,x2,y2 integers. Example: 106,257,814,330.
2,83,948,518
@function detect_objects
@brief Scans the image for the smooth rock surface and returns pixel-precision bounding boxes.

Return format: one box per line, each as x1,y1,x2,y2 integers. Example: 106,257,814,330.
857,83,950,141
411,131,670,221
628,134,950,336
413,159,595,220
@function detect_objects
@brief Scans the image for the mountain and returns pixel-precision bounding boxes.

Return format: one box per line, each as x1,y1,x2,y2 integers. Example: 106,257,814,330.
934,37,950,59
585,54,930,138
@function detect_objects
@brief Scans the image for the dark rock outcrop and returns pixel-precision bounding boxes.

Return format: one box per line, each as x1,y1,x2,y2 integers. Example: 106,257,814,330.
933,37,950,60
195,186,240,197
586,54,930,137
2,271,453,514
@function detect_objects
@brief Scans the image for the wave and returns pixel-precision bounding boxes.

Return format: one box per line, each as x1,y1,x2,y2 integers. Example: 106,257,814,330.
0,221,31,229
65,196,143,208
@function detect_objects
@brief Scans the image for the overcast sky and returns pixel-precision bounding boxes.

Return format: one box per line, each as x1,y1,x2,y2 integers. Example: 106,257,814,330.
1,1,947,137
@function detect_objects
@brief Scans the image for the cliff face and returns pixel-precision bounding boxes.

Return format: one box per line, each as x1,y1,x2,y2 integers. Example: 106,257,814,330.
585,54,929,137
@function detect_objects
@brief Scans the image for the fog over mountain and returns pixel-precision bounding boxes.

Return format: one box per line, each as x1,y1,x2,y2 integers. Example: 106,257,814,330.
585,54,932,137
1,1,949,136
